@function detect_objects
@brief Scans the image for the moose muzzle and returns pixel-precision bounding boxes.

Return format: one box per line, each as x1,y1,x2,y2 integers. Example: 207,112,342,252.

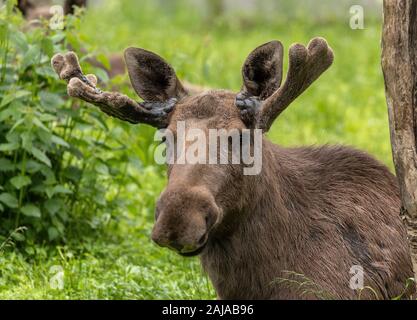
151,186,220,256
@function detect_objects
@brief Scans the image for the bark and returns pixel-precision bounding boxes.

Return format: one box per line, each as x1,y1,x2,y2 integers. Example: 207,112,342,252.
381,0,417,284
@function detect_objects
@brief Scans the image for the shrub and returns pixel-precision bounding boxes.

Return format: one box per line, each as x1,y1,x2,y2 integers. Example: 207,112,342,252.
0,2,158,245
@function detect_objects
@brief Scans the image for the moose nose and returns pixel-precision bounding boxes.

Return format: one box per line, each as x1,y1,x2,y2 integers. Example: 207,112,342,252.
150,207,214,255
151,231,201,254
151,186,220,255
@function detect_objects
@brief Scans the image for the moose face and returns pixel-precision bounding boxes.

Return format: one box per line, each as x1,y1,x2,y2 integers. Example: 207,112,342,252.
152,91,248,256
52,38,333,257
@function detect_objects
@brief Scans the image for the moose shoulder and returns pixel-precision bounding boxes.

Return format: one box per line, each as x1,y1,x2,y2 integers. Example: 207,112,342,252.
51,37,414,299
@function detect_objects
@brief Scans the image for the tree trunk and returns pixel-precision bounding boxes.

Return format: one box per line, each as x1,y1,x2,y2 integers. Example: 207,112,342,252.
381,0,417,285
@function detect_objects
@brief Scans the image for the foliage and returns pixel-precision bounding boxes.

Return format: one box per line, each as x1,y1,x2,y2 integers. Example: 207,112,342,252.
0,2,152,244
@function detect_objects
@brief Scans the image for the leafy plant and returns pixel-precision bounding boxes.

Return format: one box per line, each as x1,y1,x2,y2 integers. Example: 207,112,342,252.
0,1,153,244
0,226,27,253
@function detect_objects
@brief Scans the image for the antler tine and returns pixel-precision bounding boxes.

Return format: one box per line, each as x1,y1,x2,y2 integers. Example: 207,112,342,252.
257,37,334,131
51,52,175,128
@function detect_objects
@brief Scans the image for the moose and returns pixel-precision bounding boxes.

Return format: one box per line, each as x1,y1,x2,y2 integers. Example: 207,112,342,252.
51,37,414,299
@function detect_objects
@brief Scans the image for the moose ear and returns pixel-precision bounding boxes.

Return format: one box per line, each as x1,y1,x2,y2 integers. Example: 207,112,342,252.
241,40,284,99
124,47,188,102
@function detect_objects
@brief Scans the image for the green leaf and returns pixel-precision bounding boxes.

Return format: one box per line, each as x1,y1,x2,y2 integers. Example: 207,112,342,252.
1,96,16,109
0,107,15,122
68,145,83,159
41,38,54,57
51,135,70,148
11,232,25,242
0,90,31,108
21,131,34,151
0,193,18,208
25,246,35,255
39,114,56,122
45,187,54,199
63,166,82,182
33,117,50,132
95,53,111,69
30,147,51,167
52,217,65,233
93,67,109,83
9,118,25,133
39,91,64,111
45,185,72,198
6,130,20,144
57,209,68,222
0,142,19,152
10,175,31,190
24,160,43,174
22,44,41,69
44,198,63,216
93,193,106,206
47,227,60,241
9,30,28,52
51,34,65,44
30,184,46,194
89,112,109,131
53,185,72,195
95,163,109,175
39,168,56,186
21,204,41,218
66,32,80,52
36,66,57,78
36,129,52,146
0,158,15,171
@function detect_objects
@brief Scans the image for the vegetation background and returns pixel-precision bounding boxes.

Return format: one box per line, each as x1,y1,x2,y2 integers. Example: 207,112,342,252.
0,0,387,299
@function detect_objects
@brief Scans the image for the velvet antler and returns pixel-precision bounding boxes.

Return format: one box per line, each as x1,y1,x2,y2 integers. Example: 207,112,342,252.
51,52,177,128
236,37,334,131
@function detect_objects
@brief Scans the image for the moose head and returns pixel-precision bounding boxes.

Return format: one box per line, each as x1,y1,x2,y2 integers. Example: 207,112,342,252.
52,37,333,257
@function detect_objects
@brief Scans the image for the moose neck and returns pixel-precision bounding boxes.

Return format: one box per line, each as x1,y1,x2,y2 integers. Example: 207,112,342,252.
201,139,312,298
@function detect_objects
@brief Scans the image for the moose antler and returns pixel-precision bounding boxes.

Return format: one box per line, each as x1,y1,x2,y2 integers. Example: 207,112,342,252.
51,52,176,128
237,37,333,131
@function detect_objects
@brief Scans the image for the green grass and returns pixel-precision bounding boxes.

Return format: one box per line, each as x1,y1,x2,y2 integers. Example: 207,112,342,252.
0,0,392,299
